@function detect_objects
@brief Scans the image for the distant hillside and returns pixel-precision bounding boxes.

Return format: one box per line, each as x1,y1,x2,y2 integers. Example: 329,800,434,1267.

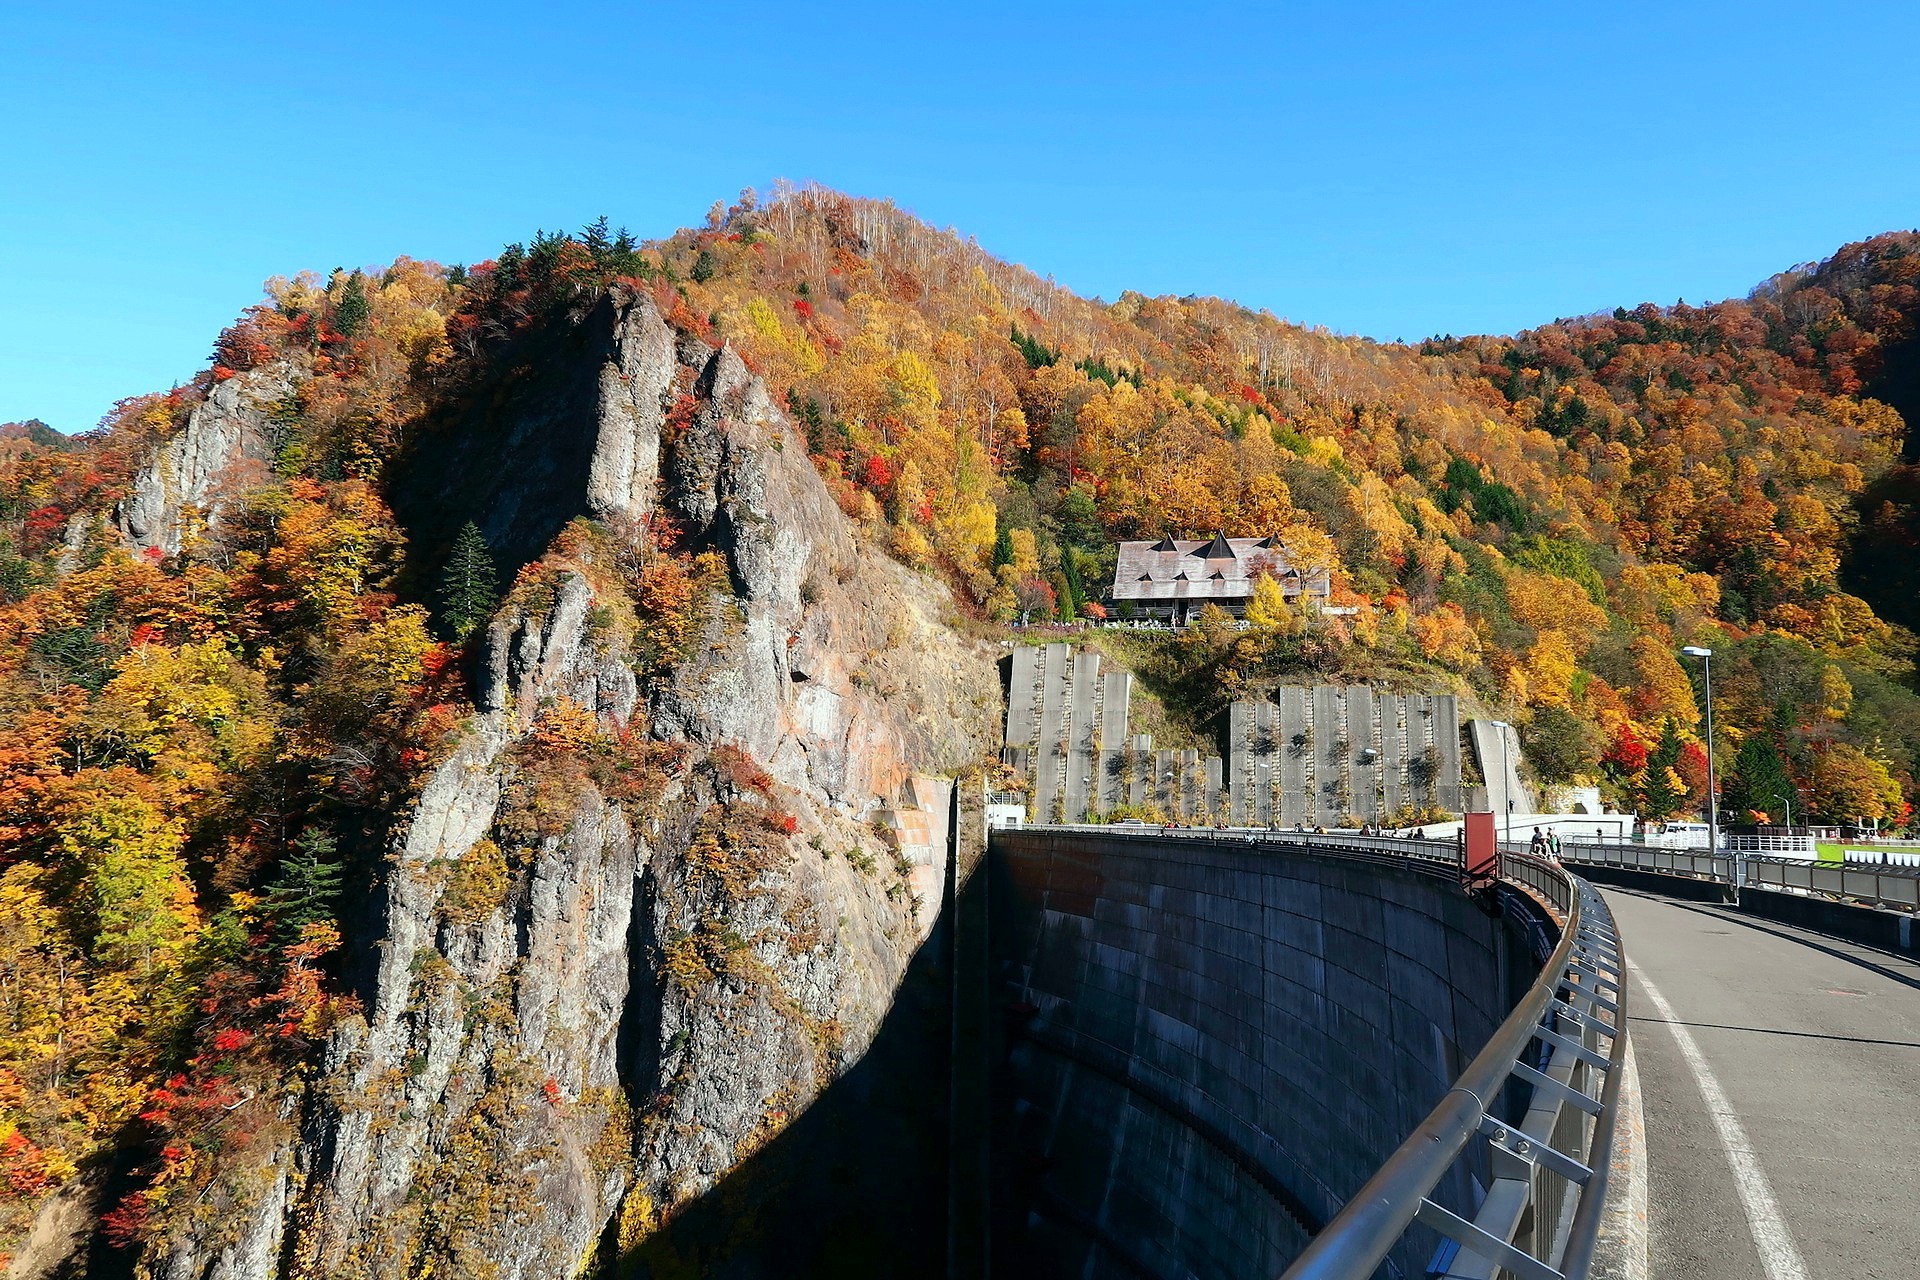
0,418,69,457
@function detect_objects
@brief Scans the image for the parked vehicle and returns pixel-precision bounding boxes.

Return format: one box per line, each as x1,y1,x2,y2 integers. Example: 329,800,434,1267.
1645,821,1711,849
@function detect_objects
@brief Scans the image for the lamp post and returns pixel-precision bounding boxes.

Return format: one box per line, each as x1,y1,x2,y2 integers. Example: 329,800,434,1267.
1488,719,1514,848
1681,646,1727,899
1771,785,1810,855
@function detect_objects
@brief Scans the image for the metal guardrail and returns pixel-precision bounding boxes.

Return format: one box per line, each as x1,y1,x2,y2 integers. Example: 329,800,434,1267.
1281,866,1623,1280
1036,825,1625,1280
1548,839,1733,886
1556,838,1920,914
1743,857,1920,909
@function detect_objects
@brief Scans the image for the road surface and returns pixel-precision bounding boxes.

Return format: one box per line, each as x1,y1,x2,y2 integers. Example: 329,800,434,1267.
1604,886,1920,1280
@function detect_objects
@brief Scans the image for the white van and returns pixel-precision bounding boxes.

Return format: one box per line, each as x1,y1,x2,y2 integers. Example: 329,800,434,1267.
1646,821,1711,849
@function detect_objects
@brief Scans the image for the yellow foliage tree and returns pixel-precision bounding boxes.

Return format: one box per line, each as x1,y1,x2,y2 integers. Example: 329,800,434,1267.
1506,570,1607,640
1411,604,1481,670
1627,635,1700,728
1243,574,1297,635
81,640,276,805
1524,630,1578,707
51,777,199,977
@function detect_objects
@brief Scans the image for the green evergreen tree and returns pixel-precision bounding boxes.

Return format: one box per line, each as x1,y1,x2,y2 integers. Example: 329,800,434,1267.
581,215,612,260
440,522,499,640
1639,718,1687,820
1060,552,1085,618
991,526,1014,570
1057,485,1103,549
1726,734,1796,822
263,829,344,934
335,271,370,337
1521,705,1600,783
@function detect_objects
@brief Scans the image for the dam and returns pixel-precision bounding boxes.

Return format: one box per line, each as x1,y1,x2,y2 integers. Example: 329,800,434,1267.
983,826,1569,1279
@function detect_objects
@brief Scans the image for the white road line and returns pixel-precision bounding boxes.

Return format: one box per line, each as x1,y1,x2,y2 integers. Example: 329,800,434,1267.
1628,958,1812,1280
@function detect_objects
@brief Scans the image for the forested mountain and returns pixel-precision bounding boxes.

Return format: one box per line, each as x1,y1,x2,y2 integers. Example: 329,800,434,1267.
0,187,1914,1273
651,189,1917,826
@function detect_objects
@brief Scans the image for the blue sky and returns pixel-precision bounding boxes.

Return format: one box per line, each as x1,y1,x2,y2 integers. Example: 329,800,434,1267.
4,1,1918,434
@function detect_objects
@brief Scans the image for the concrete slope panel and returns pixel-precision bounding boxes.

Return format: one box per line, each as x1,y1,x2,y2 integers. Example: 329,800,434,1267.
1278,687,1308,826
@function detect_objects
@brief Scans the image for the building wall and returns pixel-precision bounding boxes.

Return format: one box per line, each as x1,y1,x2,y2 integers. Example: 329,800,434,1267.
989,829,1543,1279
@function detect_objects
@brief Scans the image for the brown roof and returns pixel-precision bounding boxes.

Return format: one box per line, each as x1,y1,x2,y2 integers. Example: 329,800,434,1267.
1109,534,1331,603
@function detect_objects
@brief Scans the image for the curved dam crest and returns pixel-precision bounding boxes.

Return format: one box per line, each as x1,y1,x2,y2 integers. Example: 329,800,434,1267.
988,829,1556,1280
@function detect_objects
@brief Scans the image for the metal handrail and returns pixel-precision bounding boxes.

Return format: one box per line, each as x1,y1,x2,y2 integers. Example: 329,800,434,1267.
1280,868,1621,1280
1034,824,1626,1280
1555,951,1630,1280
1556,838,1920,914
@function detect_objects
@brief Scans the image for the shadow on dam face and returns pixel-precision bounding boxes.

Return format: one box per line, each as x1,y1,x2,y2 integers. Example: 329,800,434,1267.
609,832,1552,1280
987,830,1553,1280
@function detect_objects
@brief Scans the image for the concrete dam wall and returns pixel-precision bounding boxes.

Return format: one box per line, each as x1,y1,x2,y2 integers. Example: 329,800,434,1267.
988,829,1553,1280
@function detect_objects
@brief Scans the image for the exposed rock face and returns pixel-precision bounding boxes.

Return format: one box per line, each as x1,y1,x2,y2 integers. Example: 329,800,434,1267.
584,294,676,524
148,291,997,1279
116,364,296,555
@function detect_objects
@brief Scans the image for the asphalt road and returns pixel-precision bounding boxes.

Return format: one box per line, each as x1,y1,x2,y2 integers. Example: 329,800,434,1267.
1603,887,1920,1280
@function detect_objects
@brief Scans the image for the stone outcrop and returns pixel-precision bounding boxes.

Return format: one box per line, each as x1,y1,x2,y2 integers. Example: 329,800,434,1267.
115,364,297,555
146,291,998,1279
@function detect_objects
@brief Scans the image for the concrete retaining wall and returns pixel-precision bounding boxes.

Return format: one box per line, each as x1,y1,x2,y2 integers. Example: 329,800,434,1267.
1226,687,1464,826
989,830,1547,1279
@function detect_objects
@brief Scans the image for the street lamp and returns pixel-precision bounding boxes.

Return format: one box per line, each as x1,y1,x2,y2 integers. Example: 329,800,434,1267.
1770,786,1809,854
1488,719,1514,848
1681,646,1728,899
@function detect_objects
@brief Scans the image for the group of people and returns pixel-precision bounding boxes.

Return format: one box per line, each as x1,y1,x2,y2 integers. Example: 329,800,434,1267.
1528,827,1563,860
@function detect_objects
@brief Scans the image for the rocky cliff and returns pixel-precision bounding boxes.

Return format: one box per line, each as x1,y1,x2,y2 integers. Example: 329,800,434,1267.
114,363,299,556
140,290,999,1279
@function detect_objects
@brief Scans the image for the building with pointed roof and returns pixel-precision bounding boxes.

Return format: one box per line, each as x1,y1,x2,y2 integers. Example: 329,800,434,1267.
1108,532,1331,626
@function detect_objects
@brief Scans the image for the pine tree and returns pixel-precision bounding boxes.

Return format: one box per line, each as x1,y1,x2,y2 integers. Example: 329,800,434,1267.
991,527,1014,570
581,215,612,260
1639,718,1687,820
335,271,370,337
1726,734,1795,822
263,829,344,934
440,522,498,640
1060,553,1084,618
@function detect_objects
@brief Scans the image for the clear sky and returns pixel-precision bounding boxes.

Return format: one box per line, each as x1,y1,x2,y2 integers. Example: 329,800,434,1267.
4,1,1918,435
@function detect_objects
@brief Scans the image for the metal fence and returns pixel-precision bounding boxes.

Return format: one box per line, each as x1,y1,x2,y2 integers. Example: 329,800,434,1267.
1743,857,1920,910
1279,861,1623,1280
1040,825,1624,1280
1554,838,1920,914
1552,839,1733,885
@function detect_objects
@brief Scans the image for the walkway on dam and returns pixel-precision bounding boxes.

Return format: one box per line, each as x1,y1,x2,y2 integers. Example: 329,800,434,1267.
1605,886,1920,1280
